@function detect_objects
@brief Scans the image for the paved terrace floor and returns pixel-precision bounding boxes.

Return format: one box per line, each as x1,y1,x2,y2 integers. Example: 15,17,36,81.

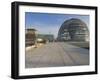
25,42,89,68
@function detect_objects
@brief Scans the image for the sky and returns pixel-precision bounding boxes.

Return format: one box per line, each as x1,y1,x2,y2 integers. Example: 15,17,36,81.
25,12,89,38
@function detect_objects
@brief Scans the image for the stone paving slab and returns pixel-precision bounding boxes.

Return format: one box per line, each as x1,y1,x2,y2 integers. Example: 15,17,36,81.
25,42,89,68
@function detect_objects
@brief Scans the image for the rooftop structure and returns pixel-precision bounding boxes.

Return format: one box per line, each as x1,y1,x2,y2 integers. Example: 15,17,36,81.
57,18,89,41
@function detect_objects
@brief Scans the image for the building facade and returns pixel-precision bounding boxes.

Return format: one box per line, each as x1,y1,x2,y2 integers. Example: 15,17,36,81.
25,28,37,47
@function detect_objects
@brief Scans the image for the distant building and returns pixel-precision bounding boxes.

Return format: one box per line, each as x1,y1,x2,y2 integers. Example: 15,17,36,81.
37,34,54,42
57,18,89,41
25,28,37,46
25,28,54,47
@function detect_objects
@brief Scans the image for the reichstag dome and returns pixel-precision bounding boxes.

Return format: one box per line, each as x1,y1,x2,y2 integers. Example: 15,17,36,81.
57,18,89,41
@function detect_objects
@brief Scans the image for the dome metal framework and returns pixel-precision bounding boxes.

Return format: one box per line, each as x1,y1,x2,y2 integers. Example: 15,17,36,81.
57,18,89,41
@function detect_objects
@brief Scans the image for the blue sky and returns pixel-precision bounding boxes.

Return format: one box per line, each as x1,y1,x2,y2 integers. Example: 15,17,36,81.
25,12,89,38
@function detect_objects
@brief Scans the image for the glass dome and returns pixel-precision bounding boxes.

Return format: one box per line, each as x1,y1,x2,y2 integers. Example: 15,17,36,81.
57,18,89,41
